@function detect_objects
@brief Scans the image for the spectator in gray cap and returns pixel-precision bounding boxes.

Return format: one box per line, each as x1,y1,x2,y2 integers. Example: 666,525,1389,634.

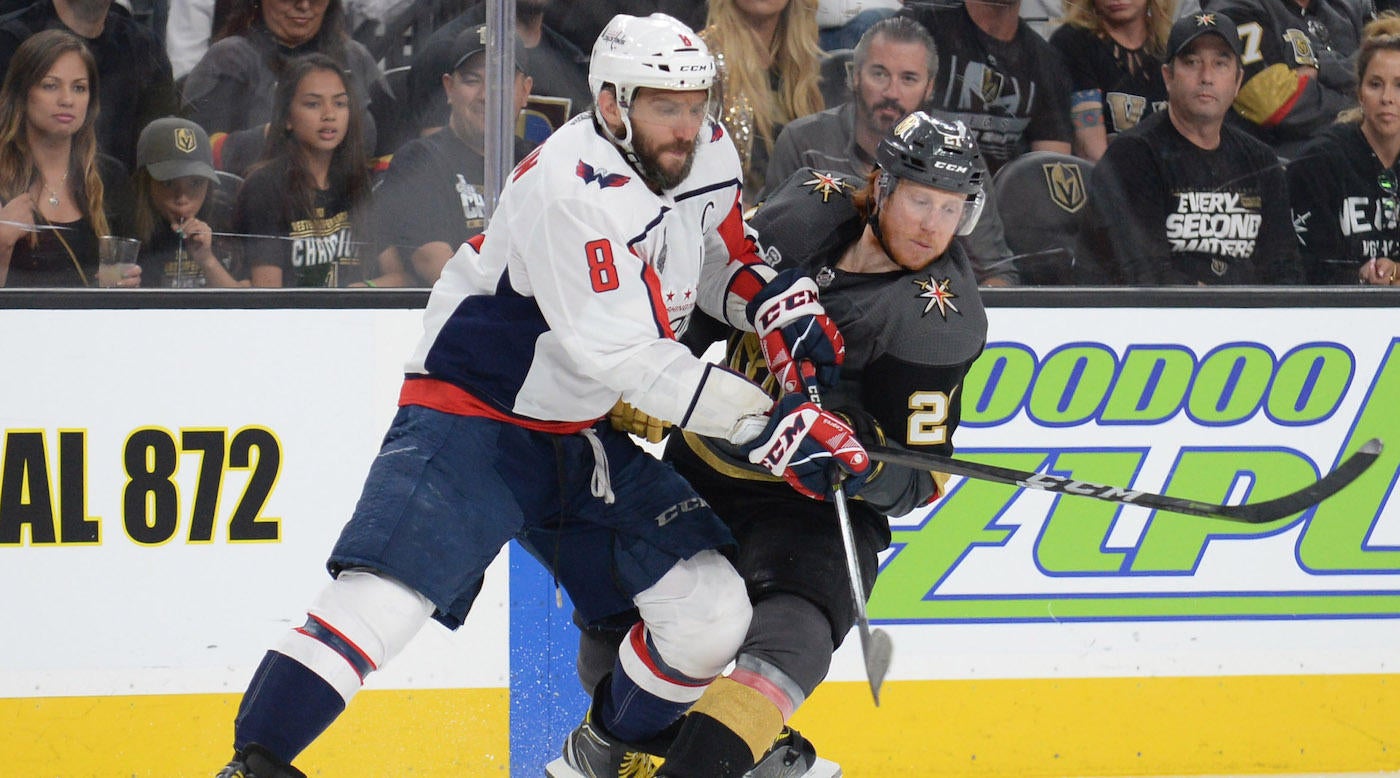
133,116,247,288
372,23,535,285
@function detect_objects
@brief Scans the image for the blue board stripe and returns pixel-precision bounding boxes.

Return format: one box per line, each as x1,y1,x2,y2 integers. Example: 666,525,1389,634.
509,542,589,775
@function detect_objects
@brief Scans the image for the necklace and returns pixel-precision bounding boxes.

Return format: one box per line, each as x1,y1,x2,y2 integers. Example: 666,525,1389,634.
42,170,68,207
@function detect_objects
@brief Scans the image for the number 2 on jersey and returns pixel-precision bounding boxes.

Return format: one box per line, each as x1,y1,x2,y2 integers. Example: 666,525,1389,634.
908,391,949,445
585,238,620,292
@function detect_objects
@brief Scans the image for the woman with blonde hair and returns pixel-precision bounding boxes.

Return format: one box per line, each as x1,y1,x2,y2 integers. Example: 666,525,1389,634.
1049,0,1173,160
702,0,824,201
1289,13,1400,285
0,29,133,287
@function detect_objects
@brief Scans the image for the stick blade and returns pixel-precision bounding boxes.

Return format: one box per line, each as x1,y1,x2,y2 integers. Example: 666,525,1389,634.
861,627,894,706
1218,438,1384,523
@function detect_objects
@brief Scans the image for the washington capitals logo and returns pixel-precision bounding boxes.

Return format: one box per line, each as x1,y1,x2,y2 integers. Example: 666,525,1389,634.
913,275,960,319
577,161,630,188
803,171,849,203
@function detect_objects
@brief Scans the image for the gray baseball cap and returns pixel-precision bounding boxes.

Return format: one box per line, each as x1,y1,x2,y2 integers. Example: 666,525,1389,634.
451,23,529,75
137,117,217,182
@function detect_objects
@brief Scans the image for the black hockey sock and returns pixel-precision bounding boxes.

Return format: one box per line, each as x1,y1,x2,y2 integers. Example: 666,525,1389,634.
657,711,754,778
233,650,346,763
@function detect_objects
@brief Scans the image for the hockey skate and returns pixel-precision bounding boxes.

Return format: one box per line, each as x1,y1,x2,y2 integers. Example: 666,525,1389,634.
744,727,842,778
214,744,306,778
545,714,659,778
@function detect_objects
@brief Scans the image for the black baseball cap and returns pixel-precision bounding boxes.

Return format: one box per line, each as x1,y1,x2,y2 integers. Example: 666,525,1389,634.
451,23,529,75
1166,12,1243,61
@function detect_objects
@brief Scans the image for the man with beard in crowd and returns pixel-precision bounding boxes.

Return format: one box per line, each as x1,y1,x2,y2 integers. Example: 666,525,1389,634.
763,16,1019,285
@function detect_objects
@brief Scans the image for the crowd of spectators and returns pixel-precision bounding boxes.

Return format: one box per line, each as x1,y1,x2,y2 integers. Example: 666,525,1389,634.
0,0,1395,288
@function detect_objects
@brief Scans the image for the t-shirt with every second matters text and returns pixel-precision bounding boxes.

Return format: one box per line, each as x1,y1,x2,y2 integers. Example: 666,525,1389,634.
235,162,362,288
1083,110,1302,284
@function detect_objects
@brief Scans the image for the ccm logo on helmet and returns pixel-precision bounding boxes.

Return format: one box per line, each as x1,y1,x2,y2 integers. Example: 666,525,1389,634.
934,161,969,173
677,64,709,71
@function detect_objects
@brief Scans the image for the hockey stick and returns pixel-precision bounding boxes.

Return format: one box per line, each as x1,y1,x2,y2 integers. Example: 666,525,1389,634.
980,246,1074,273
801,367,893,705
866,439,1383,523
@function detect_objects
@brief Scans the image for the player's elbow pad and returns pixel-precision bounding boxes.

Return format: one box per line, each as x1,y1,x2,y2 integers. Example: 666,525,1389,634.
1234,64,1309,128
680,363,774,444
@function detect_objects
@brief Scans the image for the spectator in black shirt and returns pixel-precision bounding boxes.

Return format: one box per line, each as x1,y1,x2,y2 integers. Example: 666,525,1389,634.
1289,13,1400,285
1050,0,1172,160
376,24,534,286
235,53,371,287
1083,12,1302,284
0,0,177,171
1210,0,1364,159
0,29,134,287
899,0,1073,174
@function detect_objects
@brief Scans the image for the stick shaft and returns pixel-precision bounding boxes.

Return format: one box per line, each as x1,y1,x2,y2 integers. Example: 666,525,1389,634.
866,439,1383,523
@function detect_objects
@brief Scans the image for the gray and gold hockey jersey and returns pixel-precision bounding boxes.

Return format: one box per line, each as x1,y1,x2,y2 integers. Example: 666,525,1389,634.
681,168,989,517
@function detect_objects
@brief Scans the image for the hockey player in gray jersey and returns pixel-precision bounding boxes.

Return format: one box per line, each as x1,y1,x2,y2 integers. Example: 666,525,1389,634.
578,112,991,777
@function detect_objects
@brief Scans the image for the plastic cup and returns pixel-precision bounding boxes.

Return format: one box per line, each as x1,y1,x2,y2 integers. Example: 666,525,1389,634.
96,235,140,288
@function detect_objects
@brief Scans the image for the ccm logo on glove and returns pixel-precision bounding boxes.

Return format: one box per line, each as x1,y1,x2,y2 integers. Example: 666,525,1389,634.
748,271,846,393
746,395,870,501
755,286,819,330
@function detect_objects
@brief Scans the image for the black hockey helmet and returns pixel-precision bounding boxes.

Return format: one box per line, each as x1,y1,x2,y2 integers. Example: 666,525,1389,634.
874,111,987,235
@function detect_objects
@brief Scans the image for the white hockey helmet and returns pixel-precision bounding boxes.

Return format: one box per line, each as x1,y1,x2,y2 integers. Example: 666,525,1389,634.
589,13,715,152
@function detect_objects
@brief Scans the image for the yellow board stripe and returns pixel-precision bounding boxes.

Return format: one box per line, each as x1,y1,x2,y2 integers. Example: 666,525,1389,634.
791,675,1400,776
4,675,1399,775
0,688,509,776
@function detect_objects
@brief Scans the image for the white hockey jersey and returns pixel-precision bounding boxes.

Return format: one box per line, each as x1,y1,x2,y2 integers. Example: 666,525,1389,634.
401,112,774,435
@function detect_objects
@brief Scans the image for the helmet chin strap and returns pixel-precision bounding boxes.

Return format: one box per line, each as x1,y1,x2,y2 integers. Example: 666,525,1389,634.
595,98,667,190
867,172,899,263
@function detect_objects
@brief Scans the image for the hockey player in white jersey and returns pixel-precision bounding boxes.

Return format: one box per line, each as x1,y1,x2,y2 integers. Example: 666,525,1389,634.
214,13,869,778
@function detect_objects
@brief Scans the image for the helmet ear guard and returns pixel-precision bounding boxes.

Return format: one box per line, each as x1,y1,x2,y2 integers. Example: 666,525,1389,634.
875,111,988,236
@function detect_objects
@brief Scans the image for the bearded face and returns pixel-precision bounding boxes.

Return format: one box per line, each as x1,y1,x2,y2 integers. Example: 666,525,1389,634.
631,121,697,191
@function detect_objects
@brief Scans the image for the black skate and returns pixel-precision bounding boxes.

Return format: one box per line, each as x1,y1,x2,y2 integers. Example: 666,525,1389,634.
214,744,306,778
545,713,658,778
744,727,842,778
